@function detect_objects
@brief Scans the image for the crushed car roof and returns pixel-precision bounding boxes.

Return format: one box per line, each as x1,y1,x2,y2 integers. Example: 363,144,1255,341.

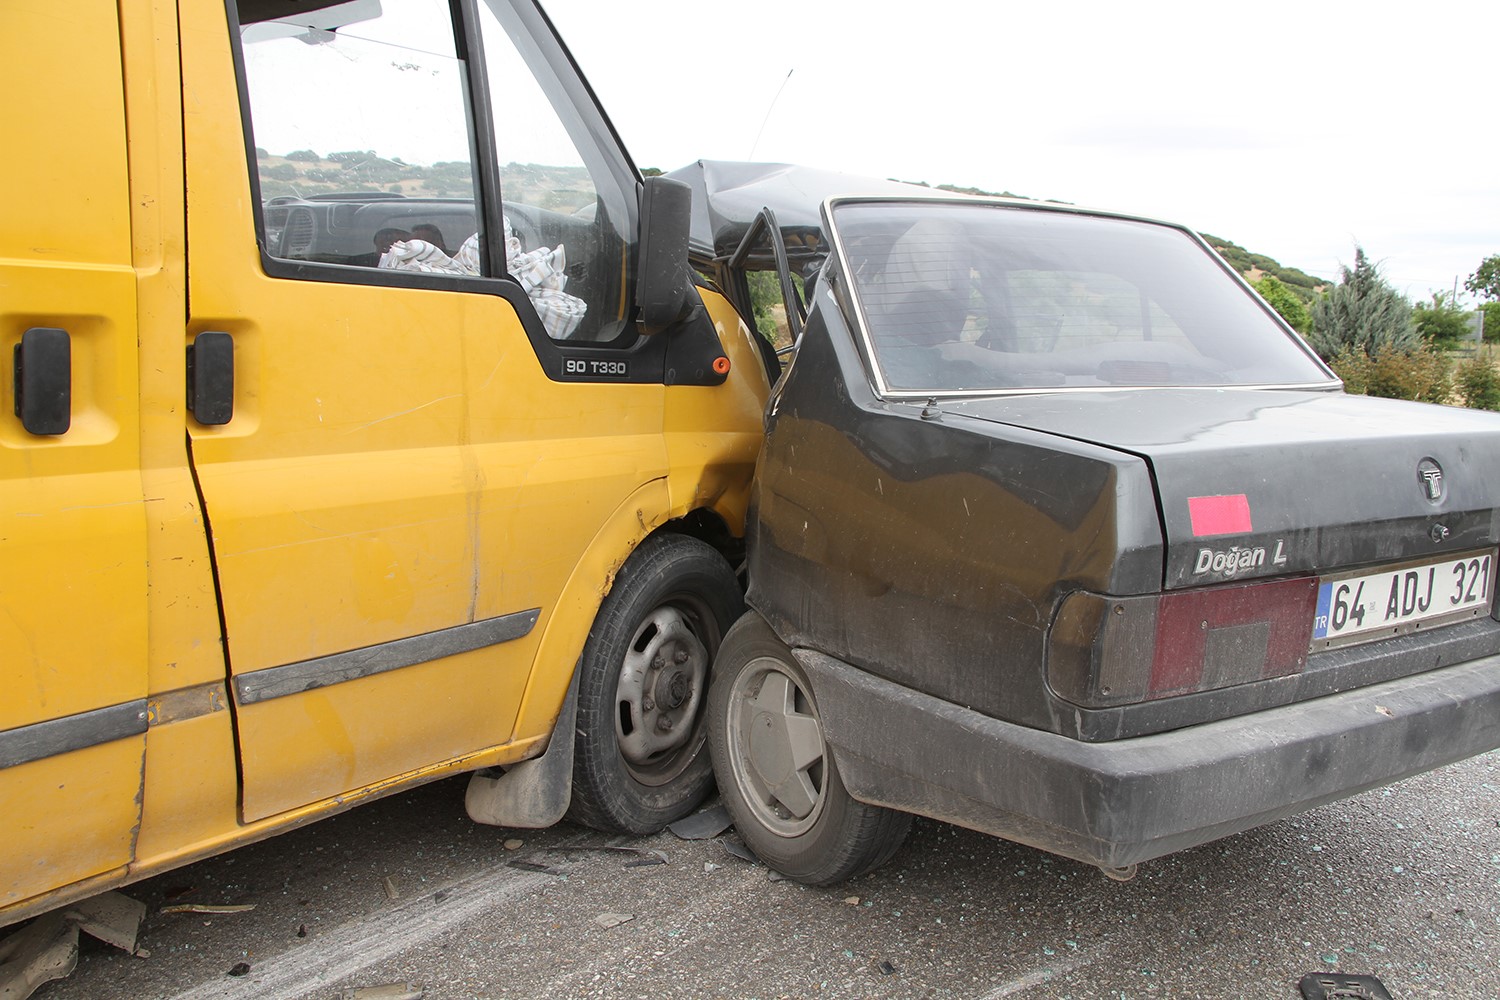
666,160,925,267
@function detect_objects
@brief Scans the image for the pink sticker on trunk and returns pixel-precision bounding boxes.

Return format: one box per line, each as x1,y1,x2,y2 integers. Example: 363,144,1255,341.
1188,494,1252,537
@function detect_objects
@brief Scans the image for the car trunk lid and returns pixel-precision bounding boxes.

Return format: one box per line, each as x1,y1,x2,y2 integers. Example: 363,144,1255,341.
940,388,1500,591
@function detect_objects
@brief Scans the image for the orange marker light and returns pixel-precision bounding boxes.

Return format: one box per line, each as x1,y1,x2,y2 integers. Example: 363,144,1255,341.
712,356,731,375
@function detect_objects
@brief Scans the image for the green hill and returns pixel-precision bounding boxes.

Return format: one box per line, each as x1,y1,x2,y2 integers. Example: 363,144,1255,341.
1200,235,1326,302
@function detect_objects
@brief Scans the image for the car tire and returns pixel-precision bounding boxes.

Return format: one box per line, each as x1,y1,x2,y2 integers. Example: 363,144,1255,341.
708,612,912,885
567,533,744,835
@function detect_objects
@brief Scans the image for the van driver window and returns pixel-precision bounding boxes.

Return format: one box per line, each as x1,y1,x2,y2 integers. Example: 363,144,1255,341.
237,0,487,275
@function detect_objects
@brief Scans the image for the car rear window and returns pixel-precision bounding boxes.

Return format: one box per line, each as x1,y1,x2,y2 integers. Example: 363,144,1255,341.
828,201,1333,394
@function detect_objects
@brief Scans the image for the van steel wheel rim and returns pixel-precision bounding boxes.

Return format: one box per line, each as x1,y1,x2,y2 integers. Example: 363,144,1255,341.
615,602,710,786
727,657,828,837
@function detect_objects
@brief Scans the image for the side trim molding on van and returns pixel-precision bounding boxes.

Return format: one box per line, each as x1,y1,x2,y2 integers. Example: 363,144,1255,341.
0,701,150,770
232,608,543,706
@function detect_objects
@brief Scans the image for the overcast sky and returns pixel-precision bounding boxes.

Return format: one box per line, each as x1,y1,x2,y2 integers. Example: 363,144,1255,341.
542,0,1497,301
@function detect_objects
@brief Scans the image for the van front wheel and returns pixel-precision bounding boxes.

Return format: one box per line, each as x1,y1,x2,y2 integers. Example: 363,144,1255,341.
567,533,743,835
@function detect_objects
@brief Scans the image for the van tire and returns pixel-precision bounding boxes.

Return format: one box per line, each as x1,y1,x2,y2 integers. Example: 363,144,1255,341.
567,533,743,835
707,612,912,885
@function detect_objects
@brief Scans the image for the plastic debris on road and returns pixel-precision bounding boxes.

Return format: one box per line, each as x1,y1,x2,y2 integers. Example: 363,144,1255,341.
667,804,733,841
1298,972,1393,999
337,984,424,1000
0,891,148,1000
160,903,256,915
720,839,757,863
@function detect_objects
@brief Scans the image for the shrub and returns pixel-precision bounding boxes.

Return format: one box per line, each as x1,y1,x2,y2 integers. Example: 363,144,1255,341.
1333,344,1451,404
1454,353,1500,410
1329,346,1371,394
1368,345,1452,404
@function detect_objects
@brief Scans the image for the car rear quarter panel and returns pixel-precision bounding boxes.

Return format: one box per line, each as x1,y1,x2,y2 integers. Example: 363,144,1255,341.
746,300,1162,732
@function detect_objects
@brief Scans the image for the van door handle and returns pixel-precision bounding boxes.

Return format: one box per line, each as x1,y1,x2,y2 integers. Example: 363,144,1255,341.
187,331,234,426
13,327,71,436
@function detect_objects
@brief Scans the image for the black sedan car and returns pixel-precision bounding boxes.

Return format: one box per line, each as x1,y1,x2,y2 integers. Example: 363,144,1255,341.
676,162,1500,885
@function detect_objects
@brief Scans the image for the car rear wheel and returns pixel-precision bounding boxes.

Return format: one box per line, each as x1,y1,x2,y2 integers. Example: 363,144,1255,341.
567,533,743,835
708,612,912,885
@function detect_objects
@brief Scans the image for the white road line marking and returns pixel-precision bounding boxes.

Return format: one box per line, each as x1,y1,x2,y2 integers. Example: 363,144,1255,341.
163,840,586,1000
974,946,1107,999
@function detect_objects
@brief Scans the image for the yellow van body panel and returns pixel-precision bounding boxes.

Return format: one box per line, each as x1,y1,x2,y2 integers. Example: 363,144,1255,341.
178,0,691,821
506,477,673,742
0,0,149,910
1,749,140,913
120,0,243,870
663,293,771,533
504,299,771,744
1,3,133,269
1,0,770,929
121,0,229,701
132,712,545,885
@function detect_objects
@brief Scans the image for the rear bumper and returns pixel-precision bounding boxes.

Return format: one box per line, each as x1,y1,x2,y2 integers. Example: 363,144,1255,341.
795,649,1500,868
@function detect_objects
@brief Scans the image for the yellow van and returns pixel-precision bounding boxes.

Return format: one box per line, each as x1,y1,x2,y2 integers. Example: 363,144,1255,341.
1,0,770,929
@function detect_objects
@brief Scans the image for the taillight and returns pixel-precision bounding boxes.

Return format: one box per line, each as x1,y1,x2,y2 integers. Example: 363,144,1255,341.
1047,577,1319,708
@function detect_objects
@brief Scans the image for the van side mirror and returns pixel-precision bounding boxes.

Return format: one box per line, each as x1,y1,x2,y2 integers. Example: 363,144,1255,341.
636,176,694,335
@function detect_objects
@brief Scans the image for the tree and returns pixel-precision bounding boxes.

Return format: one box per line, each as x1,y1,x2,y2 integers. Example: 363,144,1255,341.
1308,246,1417,359
1412,291,1473,348
1464,254,1500,302
1482,301,1500,344
1252,275,1311,334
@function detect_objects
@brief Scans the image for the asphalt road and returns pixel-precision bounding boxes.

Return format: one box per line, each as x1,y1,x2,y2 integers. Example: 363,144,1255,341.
28,750,1500,1000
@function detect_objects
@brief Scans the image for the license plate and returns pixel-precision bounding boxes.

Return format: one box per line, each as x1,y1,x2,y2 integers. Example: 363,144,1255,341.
1312,550,1495,649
